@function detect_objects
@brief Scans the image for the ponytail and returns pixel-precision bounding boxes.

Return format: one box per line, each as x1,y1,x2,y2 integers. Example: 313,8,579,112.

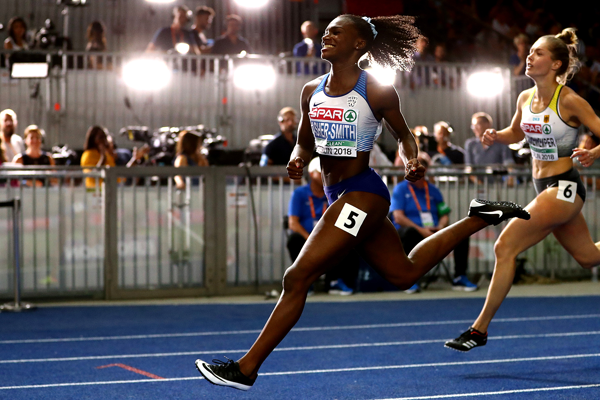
341,14,420,71
542,27,580,84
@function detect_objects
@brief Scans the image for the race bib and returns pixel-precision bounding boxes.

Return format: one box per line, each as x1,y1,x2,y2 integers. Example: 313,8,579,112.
420,212,434,227
556,180,576,203
334,203,367,236
309,106,359,157
522,123,558,162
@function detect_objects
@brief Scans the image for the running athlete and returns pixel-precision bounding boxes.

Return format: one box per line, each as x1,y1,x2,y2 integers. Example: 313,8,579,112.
196,14,529,390
445,28,600,352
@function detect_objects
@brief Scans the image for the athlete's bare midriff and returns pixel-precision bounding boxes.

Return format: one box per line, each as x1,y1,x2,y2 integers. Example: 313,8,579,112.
530,154,575,179
320,152,371,186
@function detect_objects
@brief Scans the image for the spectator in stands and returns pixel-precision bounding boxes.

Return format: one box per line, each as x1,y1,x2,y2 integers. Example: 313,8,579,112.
81,126,114,189
3,16,29,50
574,132,600,188
430,121,465,165
287,157,356,295
174,130,208,190
106,134,149,167
293,21,323,75
146,5,200,55
0,109,25,163
13,125,54,187
192,6,215,53
211,14,252,55
510,33,529,76
260,107,297,166
414,36,434,62
390,154,476,293
86,21,109,70
464,112,514,166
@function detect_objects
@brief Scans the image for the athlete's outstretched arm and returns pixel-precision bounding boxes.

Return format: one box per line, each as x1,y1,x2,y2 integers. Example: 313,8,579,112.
287,82,318,179
563,93,600,167
482,90,528,146
373,85,425,182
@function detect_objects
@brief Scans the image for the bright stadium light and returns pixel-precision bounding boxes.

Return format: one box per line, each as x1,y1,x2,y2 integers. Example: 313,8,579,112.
175,42,190,55
233,64,276,90
233,0,269,8
366,65,396,85
122,59,171,91
467,69,504,98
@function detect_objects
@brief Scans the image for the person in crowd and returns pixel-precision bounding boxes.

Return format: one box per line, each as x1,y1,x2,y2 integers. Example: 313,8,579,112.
191,6,215,53
3,16,29,50
287,157,356,295
410,36,434,88
0,109,25,163
464,112,514,166
146,5,199,55
106,134,149,168
413,36,434,62
574,131,600,187
293,21,323,75
173,130,209,190
445,28,600,353
260,107,297,166
85,20,109,70
510,33,530,76
391,154,477,293
211,14,252,55
430,121,465,165
195,13,529,391
13,125,54,187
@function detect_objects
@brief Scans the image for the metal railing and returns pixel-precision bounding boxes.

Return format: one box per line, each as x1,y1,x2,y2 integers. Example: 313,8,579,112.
0,165,597,300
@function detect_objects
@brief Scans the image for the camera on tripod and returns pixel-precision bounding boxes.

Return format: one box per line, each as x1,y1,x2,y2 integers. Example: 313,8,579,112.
120,124,227,166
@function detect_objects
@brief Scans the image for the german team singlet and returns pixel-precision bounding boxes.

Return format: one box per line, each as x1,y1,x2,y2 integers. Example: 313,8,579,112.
520,84,578,162
308,70,382,157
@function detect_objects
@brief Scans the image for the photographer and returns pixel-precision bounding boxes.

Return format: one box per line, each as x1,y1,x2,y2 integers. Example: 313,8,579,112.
80,126,146,189
173,130,208,190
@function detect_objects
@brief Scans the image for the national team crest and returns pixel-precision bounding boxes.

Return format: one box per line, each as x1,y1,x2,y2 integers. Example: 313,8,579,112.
544,115,550,123
347,96,358,108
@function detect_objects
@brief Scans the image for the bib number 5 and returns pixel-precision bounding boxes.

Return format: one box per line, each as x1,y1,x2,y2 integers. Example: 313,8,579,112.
557,180,576,203
334,203,368,237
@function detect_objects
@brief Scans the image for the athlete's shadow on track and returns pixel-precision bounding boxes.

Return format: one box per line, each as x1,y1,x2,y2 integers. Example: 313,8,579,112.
461,366,600,386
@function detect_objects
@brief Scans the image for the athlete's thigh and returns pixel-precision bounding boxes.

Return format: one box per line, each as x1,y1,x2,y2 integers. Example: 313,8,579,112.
552,211,600,265
496,187,582,255
292,191,389,279
356,217,411,278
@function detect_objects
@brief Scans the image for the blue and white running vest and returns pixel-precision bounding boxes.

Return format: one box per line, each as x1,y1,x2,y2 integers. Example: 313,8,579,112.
520,84,579,161
308,70,382,157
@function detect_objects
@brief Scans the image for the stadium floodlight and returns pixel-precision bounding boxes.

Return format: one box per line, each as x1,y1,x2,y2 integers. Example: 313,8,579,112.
175,42,190,55
233,64,276,90
233,0,269,8
122,58,171,91
467,69,504,98
366,65,396,86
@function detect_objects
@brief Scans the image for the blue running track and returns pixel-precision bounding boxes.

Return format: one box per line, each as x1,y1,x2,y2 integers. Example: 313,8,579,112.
1,296,600,399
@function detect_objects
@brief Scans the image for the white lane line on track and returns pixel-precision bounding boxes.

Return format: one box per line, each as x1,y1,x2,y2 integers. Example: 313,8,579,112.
371,383,600,399
2,313,600,344
2,330,600,364
1,353,600,390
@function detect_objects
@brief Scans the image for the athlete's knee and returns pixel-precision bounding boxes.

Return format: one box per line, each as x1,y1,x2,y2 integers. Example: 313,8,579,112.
573,254,599,270
493,238,518,263
282,264,312,292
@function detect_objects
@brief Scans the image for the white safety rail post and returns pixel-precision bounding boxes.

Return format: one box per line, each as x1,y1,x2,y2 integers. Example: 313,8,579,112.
0,198,36,312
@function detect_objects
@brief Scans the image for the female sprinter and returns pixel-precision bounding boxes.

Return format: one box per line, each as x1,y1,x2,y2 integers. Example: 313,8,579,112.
196,14,529,390
445,28,600,352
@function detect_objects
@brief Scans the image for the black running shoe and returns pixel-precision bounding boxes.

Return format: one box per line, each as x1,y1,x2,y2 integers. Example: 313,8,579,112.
444,327,488,352
195,358,255,391
468,199,530,226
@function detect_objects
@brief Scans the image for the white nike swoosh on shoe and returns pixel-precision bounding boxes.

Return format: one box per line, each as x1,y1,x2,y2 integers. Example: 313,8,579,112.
479,210,503,217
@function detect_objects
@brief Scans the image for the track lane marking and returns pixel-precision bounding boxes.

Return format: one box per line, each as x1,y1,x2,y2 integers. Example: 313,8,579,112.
2,330,600,364
1,353,600,390
2,314,599,344
370,383,600,399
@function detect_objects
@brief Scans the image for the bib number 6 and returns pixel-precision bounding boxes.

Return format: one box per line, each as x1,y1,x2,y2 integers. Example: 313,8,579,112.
334,203,368,237
557,180,576,203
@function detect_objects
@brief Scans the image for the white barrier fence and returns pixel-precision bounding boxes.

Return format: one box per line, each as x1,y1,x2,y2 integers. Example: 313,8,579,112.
0,165,597,300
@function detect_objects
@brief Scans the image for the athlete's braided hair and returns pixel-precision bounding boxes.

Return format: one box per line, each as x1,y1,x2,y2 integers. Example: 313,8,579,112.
340,14,420,72
541,27,580,85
